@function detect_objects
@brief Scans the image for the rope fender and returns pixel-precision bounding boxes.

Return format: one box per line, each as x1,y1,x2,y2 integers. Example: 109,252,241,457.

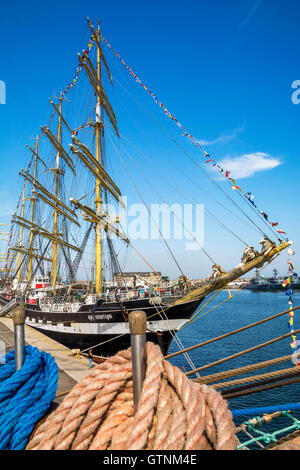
0,345,58,450
27,342,237,450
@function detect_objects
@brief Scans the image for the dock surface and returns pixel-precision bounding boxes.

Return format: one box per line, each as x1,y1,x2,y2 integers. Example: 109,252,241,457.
0,317,91,403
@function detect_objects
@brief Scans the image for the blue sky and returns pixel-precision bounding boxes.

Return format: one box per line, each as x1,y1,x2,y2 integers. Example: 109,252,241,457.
0,0,299,279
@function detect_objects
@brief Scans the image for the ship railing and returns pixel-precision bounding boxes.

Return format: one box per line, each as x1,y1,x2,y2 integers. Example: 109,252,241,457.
39,299,81,313
0,298,17,316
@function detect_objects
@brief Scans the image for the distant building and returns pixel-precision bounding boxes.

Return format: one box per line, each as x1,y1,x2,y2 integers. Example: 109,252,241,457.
113,271,162,288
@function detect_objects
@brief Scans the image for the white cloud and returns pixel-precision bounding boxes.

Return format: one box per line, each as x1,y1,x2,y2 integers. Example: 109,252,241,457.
195,125,245,147
218,152,281,179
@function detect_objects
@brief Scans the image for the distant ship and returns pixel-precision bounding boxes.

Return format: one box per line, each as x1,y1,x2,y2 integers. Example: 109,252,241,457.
248,269,300,291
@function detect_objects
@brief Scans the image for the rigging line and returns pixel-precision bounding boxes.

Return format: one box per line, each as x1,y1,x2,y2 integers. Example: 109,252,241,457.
106,125,217,265
73,64,93,131
196,354,296,386
80,333,127,354
162,140,269,240
118,130,249,247
104,46,282,242
101,195,128,289
165,265,285,363
112,76,269,238
111,78,259,237
168,252,280,340
223,176,283,241
180,290,233,331
105,131,187,277
5,248,15,282
118,229,160,276
80,250,92,282
186,325,300,377
116,134,219,262
152,300,201,378
23,239,52,290
160,315,200,377
186,288,225,322
180,254,280,331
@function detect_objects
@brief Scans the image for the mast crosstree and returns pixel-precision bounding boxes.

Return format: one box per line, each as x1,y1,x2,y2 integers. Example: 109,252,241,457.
69,18,125,295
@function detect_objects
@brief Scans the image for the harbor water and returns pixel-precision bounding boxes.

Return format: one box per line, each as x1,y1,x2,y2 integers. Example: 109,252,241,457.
169,290,300,446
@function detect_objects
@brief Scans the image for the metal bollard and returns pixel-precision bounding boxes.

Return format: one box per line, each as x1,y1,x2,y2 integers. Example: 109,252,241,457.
129,310,147,412
13,304,26,370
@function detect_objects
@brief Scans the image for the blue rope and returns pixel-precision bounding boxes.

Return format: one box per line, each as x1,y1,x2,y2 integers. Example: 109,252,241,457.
231,403,300,419
0,345,58,450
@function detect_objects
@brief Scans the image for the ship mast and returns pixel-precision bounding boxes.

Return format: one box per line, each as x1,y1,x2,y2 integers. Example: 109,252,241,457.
27,136,39,282
52,93,63,287
8,84,80,290
95,21,103,294
17,180,26,283
69,18,127,296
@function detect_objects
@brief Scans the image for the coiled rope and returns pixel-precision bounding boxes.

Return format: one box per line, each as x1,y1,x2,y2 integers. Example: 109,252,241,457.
26,342,237,450
0,345,58,450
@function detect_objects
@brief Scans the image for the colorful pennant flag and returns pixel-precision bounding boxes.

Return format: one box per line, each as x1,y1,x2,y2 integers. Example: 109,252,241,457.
101,33,288,240
282,258,298,362
288,261,295,270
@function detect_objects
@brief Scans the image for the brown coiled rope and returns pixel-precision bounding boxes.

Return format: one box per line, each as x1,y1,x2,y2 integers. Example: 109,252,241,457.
26,342,237,450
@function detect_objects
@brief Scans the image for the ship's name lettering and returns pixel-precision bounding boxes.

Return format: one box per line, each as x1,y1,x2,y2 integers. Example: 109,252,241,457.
88,314,113,321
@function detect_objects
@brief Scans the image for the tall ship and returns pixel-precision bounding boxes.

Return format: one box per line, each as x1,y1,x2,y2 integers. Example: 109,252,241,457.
0,18,293,356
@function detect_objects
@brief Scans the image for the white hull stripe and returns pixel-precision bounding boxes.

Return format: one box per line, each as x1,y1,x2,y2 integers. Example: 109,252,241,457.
25,318,188,335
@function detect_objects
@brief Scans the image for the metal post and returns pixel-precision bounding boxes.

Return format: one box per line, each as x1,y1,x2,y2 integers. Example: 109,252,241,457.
129,310,147,412
13,304,26,370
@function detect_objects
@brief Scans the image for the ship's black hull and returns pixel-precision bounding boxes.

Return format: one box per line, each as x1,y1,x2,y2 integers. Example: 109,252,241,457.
0,295,203,356
27,327,174,357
